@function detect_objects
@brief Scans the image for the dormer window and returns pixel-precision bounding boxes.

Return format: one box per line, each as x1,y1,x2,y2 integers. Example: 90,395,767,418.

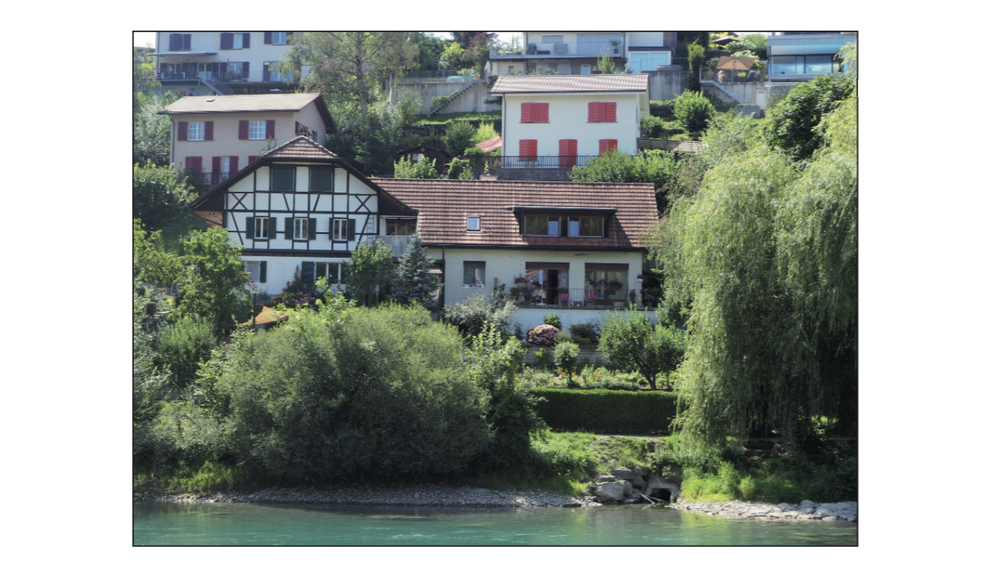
569,216,603,237
386,219,416,236
467,216,480,231
525,215,560,236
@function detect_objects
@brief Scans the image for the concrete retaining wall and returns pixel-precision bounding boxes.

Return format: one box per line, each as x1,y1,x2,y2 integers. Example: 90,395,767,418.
643,69,688,101
391,79,498,114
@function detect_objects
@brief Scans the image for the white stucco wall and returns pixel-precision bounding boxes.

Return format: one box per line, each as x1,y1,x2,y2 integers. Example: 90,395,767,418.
502,92,643,158
439,247,644,306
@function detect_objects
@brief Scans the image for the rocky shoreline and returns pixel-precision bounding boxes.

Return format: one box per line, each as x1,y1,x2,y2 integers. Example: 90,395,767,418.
134,484,856,522
676,499,858,522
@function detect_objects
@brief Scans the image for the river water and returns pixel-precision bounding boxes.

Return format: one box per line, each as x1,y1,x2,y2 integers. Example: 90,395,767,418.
133,502,858,546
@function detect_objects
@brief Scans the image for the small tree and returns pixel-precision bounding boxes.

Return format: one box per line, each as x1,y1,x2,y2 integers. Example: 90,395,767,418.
444,121,476,156
673,91,715,134
598,307,685,389
175,228,251,336
346,240,395,307
133,162,198,232
390,235,439,309
686,40,705,93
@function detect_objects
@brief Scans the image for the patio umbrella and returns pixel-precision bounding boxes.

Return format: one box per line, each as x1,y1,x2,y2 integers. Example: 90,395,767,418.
716,56,756,82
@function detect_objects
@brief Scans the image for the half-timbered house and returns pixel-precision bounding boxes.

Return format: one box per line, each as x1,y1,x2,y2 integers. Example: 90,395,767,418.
188,136,416,294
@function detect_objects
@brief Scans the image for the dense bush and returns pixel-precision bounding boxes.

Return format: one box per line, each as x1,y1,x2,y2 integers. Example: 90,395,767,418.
599,308,686,389
170,300,491,482
569,320,600,342
544,314,562,330
641,115,668,138
673,91,715,134
761,73,854,161
155,315,217,388
528,388,678,434
442,293,517,338
394,156,439,179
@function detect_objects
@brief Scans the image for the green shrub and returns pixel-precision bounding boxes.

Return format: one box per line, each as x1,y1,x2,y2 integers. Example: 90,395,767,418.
446,157,474,179
534,347,551,369
471,121,498,143
544,314,562,330
444,121,476,156
569,321,600,342
553,341,580,374
442,293,517,338
641,115,668,138
431,94,453,108
394,155,439,179
686,41,705,92
673,91,715,134
155,315,217,388
527,388,678,433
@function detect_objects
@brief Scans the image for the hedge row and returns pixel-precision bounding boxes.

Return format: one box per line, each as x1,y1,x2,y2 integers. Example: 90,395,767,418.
528,388,678,434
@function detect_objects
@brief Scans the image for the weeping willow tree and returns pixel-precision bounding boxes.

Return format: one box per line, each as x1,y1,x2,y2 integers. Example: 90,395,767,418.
665,43,858,454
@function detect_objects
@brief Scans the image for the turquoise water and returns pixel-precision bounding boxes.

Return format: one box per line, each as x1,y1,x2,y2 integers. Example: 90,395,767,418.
133,502,858,546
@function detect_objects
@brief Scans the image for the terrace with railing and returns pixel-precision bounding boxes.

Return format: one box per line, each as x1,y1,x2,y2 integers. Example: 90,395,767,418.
511,285,640,310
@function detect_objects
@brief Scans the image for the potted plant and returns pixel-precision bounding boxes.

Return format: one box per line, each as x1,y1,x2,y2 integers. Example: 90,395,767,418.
610,39,621,55
607,279,623,293
557,286,568,295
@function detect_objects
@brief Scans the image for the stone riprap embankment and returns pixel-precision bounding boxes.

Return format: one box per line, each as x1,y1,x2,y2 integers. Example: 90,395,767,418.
677,499,857,522
134,484,577,508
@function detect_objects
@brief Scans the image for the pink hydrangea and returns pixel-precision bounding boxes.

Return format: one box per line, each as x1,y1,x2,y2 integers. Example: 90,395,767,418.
528,324,559,346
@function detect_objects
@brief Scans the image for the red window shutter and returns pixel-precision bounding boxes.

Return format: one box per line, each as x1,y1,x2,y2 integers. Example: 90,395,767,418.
185,156,202,174
264,32,272,44
588,102,600,122
239,120,249,139
177,121,188,141
539,103,549,123
607,139,617,152
212,157,221,184
243,33,250,47
599,139,618,154
265,120,276,139
249,155,257,165
521,103,531,123
204,121,214,141
230,156,239,171
520,139,539,161
559,139,577,168
606,102,616,122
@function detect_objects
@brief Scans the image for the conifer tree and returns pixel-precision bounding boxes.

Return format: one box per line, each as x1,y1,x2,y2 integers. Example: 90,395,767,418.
391,235,439,310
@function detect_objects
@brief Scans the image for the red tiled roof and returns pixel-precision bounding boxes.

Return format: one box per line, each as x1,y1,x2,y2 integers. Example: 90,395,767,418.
491,74,649,94
266,135,338,159
475,135,502,153
372,179,658,249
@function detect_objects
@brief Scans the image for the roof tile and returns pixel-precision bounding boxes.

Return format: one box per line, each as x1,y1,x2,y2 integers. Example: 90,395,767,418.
491,74,649,94
372,179,658,248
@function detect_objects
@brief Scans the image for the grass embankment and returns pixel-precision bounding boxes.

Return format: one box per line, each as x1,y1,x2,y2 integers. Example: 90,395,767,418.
134,430,856,505
412,111,501,126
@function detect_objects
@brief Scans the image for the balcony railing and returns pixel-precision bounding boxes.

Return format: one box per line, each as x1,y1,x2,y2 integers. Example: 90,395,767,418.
700,68,766,83
513,286,638,310
490,155,599,170
158,70,295,84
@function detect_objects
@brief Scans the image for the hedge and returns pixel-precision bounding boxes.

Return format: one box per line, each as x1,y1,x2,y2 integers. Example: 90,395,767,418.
528,388,678,434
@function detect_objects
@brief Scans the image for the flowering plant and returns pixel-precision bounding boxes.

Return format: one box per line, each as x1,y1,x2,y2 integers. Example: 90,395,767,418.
527,324,559,346
271,290,319,311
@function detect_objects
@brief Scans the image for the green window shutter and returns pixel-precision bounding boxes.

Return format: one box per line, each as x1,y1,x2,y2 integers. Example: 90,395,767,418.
269,217,277,239
284,217,293,239
309,218,317,240
259,261,267,283
301,261,316,285
348,219,356,241
246,217,254,238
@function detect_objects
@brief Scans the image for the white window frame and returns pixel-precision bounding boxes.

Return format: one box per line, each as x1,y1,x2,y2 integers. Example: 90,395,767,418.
254,217,269,240
272,32,288,45
332,218,348,241
293,217,309,241
246,261,262,283
221,157,231,180
249,121,266,140
316,262,342,284
233,33,244,49
188,122,205,141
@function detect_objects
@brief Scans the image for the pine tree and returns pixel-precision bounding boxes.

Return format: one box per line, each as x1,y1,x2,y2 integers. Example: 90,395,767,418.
391,235,439,309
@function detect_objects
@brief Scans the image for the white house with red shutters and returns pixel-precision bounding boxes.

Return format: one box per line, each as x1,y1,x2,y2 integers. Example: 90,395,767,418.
158,93,335,191
490,75,650,179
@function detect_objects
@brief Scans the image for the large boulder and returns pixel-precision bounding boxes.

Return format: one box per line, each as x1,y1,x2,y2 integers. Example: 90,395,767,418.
611,468,634,481
594,481,628,502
